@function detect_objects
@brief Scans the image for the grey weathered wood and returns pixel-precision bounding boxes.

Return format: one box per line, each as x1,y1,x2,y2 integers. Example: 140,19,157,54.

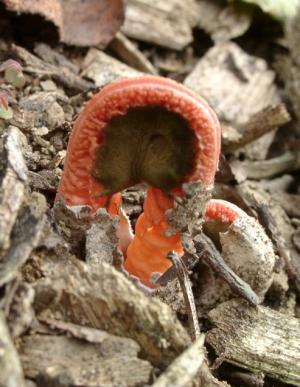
34,258,191,368
20,333,152,387
230,151,300,181
0,126,27,251
152,335,205,387
110,32,157,74
184,42,278,126
85,209,119,266
197,0,252,42
11,44,93,93
0,198,46,286
121,0,198,50
0,311,26,387
81,48,142,88
222,104,291,152
207,299,300,386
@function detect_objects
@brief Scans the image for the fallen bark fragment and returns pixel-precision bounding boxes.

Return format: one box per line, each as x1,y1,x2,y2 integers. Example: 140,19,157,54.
230,151,300,181
197,0,252,42
85,209,120,266
0,311,26,387
237,180,295,244
53,200,121,260
152,334,205,387
39,317,124,344
20,332,152,387
184,42,279,125
121,0,198,50
221,368,265,387
28,170,59,192
222,104,291,152
207,299,300,386
0,196,46,286
81,48,142,88
6,281,35,339
252,202,300,294
109,32,157,74
272,192,300,218
0,126,27,251
236,181,300,293
11,44,94,94
34,258,191,368
34,43,79,74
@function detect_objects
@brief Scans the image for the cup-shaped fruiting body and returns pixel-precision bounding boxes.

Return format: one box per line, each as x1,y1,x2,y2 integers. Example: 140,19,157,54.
199,199,276,310
55,76,221,287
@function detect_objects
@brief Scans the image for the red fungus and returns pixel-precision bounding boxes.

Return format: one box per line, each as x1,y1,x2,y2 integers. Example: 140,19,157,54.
204,199,247,225
56,76,221,287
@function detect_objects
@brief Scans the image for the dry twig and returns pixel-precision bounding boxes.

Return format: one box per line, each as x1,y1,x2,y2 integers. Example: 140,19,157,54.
223,104,291,152
167,251,200,340
207,299,300,385
194,233,261,305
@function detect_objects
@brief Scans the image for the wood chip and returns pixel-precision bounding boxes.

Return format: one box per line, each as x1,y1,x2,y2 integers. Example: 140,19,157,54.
28,170,59,192
184,42,279,125
272,192,300,218
222,104,291,152
121,0,198,50
85,209,120,266
197,0,252,42
237,180,295,244
34,259,191,368
207,299,300,386
81,48,143,88
109,32,157,74
0,126,27,251
6,282,35,339
230,151,300,181
0,199,46,287
20,333,152,387
11,44,94,94
0,311,26,387
152,334,205,387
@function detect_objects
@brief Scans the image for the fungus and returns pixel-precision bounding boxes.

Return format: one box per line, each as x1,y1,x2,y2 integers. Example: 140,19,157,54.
55,76,221,288
199,199,276,307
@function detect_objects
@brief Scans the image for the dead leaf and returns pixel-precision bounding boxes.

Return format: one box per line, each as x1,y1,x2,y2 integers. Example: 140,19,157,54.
1,0,124,47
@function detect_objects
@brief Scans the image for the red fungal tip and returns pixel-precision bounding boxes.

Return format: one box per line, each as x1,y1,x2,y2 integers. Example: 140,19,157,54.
204,199,247,224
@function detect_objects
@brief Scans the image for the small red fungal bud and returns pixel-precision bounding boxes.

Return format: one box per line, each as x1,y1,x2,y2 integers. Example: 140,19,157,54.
0,59,22,73
200,199,276,303
55,76,221,287
0,59,25,88
204,199,247,224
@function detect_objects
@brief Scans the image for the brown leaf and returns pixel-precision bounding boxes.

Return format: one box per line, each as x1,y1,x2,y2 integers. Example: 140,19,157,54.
1,0,124,47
